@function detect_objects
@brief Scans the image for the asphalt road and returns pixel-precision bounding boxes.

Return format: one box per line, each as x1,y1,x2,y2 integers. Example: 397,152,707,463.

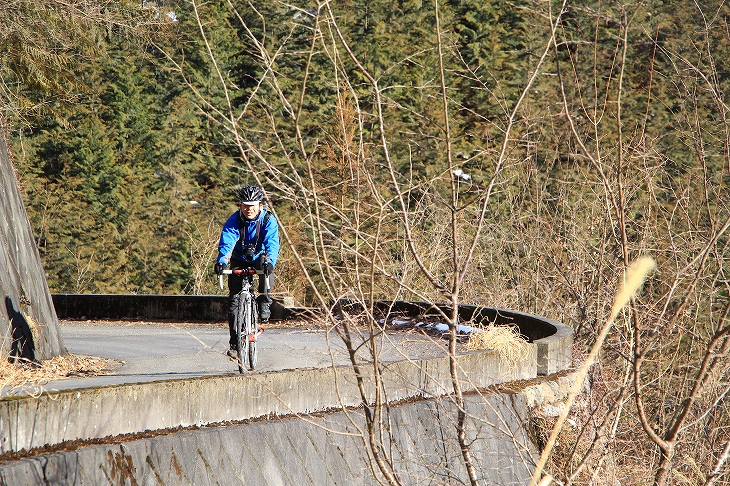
6,320,450,396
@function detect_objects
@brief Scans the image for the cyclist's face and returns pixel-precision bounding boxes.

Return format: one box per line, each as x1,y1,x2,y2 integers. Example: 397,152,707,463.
240,202,261,220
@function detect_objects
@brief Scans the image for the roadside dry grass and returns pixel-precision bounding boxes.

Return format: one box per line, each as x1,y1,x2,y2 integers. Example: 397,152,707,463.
466,324,532,369
1,354,116,394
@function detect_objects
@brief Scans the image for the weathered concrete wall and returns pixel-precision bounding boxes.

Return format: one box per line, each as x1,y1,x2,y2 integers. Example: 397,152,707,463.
0,392,536,486
52,294,229,320
0,347,537,454
373,301,573,376
52,294,294,321
0,130,65,360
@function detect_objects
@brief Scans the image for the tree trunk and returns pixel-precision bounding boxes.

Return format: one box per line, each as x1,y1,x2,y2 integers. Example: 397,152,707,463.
0,128,66,361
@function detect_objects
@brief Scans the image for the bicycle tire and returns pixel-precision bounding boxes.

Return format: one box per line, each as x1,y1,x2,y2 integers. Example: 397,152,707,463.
241,292,252,373
235,294,245,374
248,297,258,370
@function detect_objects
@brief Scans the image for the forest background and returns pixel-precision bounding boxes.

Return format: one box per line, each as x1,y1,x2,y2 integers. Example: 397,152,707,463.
2,0,730,484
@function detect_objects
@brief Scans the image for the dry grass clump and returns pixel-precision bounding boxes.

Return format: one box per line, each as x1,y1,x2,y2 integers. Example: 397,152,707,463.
466,324,531,369
1,354,116,393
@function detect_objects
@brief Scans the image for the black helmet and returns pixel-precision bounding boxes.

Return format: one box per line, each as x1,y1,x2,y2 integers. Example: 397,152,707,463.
234,186,264,204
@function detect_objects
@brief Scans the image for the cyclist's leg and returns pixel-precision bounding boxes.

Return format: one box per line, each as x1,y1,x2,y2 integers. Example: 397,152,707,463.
256,272,274,322
252,255,274,322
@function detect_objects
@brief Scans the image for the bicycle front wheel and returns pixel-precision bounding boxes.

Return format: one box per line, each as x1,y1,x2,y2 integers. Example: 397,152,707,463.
241,293,252,372
247,296,258,370
235,297,245,374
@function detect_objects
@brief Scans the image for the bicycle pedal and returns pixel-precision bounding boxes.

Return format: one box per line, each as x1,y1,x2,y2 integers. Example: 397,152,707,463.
247,328,264,342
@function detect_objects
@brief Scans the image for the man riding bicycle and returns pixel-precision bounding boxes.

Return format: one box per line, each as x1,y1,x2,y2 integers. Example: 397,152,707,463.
214,185,280,358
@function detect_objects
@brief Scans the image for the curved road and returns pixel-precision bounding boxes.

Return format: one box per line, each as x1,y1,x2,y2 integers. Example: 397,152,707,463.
7,320,450,396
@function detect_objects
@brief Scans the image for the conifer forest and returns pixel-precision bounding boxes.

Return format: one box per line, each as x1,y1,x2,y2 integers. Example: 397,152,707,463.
2,0,730,484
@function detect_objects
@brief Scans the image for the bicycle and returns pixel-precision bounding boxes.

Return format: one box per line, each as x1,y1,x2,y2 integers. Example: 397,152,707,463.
219,266,267,372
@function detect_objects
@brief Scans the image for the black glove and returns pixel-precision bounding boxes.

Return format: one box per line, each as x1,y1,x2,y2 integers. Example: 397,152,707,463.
214,262,227,275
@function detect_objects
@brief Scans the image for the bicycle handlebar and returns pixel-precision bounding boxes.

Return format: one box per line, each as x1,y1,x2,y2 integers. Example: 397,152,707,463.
221,268,259,276
218,267,271,291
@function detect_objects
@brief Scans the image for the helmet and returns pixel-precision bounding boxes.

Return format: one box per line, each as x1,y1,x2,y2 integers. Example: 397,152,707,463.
234,186,264,205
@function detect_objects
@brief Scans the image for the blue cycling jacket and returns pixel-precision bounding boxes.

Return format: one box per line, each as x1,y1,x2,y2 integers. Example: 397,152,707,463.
216,208,280,266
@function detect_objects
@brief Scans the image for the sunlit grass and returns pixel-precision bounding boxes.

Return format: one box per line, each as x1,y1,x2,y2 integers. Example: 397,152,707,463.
0,354,115,395
466,324,531,369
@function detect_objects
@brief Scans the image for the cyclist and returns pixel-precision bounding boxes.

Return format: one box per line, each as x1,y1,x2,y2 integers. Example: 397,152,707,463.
214,185,280,357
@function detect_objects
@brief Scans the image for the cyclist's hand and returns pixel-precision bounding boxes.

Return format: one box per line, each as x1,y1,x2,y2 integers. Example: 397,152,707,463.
214,262,227,275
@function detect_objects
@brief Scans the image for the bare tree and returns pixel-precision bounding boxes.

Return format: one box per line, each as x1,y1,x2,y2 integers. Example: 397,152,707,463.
159,0,730,484
540,2,730,484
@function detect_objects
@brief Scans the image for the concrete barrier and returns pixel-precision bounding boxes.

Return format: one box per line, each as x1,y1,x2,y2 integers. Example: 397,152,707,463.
0,391,536,486
0,346,537,454
368,300,573,376
51,294,294,322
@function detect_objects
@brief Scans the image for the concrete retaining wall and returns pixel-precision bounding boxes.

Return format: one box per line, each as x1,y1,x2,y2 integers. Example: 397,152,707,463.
51,294,295,322
0,392,535,486
0,347,536,454
370,300,572,376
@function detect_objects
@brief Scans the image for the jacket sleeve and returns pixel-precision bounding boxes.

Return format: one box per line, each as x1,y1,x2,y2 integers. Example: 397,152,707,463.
263,211,280,266
217,212,240,265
